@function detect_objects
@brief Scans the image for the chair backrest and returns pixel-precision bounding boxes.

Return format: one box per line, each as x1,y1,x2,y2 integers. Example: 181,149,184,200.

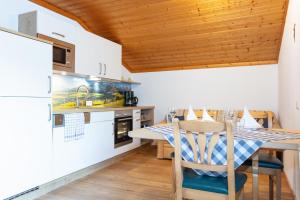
174,120,236,199
174,108,278,128
235,110,274,128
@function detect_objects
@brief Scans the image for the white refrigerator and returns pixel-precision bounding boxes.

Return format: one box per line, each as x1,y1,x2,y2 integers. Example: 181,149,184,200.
0,29,53,199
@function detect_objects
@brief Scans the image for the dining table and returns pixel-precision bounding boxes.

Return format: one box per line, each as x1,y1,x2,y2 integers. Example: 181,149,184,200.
129,124,300,200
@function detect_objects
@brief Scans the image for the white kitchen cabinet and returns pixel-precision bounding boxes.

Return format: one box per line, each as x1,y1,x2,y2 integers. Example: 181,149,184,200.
85,120,114,165
19,11,77,44
76,30,104,76
75,29,121,80
0,30,52,97
52,126,87,179
86,112,115,164
0,98,53,200
133,109,141,130
53,112,114,180
98,39,122,80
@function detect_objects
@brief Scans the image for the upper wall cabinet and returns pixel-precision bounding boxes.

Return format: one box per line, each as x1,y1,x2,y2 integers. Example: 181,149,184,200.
19,11,77,44
76,30,103,76
99,38,122,80
19,11,122,80
76,29,121,80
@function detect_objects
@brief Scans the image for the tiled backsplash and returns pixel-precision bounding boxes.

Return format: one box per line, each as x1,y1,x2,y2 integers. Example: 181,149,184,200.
53,75,131,109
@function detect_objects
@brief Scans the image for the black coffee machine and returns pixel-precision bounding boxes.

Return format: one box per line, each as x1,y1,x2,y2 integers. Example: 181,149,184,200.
124,91,138,106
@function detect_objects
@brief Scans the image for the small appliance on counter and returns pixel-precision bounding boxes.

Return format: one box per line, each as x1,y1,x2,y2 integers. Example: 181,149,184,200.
124,91,138,106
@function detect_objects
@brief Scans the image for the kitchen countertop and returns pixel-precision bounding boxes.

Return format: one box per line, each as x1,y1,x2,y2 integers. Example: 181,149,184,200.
53,106,155,114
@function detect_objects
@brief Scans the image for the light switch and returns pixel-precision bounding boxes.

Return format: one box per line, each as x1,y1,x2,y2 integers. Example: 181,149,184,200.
296,101,300,110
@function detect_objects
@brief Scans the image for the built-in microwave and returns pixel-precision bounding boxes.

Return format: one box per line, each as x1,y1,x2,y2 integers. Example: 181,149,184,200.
38,34,75,72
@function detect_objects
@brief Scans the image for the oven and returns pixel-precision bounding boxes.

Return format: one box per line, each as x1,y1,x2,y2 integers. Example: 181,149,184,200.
114,110,133,148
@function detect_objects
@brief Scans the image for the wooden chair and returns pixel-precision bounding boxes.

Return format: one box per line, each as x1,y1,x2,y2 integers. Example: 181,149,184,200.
235,111,283,200
173,120,247,200
158,109,219,159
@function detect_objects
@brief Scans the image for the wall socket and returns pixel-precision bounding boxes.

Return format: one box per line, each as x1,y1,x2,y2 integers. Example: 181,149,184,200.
86,101,93,107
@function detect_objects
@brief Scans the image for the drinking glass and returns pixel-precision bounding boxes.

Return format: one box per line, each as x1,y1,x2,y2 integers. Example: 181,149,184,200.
237,119,245,131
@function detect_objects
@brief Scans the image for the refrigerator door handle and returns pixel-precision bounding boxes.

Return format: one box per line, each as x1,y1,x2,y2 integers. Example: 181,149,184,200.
48,104,52,122
48,76,52,94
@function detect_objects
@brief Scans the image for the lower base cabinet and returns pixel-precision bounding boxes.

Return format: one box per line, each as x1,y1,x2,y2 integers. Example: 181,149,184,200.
0,98,53,200
52,111,142,181
84,119,114,166
52,112,115,180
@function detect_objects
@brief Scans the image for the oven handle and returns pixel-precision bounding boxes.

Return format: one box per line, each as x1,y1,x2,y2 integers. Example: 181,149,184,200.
116,117,133,121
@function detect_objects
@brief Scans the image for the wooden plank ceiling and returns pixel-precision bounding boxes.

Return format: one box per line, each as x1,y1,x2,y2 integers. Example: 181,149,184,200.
31,0,288,73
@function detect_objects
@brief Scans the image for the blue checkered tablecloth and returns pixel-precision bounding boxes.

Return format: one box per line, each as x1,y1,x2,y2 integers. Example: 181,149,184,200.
146,125,265,177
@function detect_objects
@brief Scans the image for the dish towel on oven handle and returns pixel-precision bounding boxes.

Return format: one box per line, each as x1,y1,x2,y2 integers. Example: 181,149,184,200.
64,113,85,142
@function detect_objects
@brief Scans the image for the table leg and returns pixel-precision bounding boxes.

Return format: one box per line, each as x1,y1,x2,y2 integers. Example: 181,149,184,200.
252,152,259,200
157,140,164,159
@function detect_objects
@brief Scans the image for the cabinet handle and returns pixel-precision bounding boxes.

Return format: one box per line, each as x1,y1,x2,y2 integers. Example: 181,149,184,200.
48,104,52,122
99,63,102,75
48,76,52,94
52,32,65,38
136,119,141,121
104,64,107,76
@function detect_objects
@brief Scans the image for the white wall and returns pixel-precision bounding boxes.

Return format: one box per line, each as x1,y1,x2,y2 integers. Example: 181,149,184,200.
278,0,300,198
132,65,278,123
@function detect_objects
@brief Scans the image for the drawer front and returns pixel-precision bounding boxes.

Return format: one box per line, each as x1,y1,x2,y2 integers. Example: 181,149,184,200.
133,109,141,119
90,112,114,123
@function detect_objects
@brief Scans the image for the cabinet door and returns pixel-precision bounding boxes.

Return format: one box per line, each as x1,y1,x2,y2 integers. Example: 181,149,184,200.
0,30,52,97
100,40,122,80
52,127,87,179
85,120,114,165
0,97,52,200
76,30,103,76
53,114,114,179
38,12,77,44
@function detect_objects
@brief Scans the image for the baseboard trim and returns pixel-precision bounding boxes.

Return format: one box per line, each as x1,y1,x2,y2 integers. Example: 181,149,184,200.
14,146,142,200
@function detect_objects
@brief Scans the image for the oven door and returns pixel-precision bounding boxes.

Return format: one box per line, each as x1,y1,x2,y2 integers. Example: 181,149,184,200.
114,117,133,148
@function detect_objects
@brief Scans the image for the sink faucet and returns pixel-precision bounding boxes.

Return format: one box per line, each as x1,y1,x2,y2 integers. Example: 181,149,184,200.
76,85,89,108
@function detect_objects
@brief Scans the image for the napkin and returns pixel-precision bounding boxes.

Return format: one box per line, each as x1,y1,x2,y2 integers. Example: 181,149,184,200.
240,107,262,128
202,108,215,122
186,105,197,120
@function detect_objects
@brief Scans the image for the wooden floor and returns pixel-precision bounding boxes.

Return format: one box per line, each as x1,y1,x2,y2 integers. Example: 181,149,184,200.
39,145,294,200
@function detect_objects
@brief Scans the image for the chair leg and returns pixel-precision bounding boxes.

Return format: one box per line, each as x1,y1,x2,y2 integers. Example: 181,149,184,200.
176,188,183,200
275,170,281,200
238,188,244,200
269,175,274,200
